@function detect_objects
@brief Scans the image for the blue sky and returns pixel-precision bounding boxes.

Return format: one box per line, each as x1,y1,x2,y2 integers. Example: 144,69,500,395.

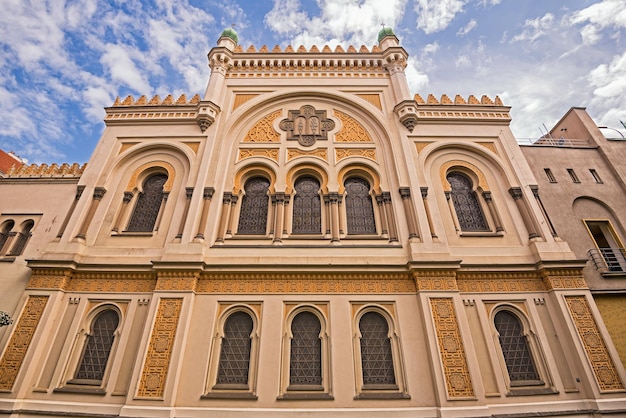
1,0,625,164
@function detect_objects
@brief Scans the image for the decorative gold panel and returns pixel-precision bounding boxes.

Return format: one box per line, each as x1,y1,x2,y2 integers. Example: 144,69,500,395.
457,272,546,293
136,298,183,398
440,160,488,192
119,142,138,154
565,296,624,392
0,295,49,391
430,298,474,398
415,142,432,153
335,148,377,162
412,271,458,291
477,142,497,155
197,273,414,294
27,269,73,290
183,142,200,154
68,273,156,293
541,270,588,290
334,110,372,143
287,148,328,162
243,110,282,143
356,94,382,110
155,272,199,291
233,94,259,110
238,148,279,163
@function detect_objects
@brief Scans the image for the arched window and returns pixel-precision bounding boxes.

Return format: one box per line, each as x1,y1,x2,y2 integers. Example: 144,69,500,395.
447,172,489,232
127,173,168,232
494,310,539,383
0,220,15,254
292,176,321,234
345,177,376,234
74,309,119,384
359,312,396,387
237,177,270,235
8,220,33,256
289,311,322,388
215,311,254,387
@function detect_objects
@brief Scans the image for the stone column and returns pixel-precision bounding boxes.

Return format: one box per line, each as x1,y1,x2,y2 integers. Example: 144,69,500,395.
57,185,85,238
329,193,340,243
509,187,540,239
75,187,106,240
375,194,389,238
383,192,398,242
273,193,285,243
215,192,232,243
176,188,194,239
195,187,215,240
531,186,557,237
399,187,419,239
225,195,238,237
482,191,503,232
420,187,437,238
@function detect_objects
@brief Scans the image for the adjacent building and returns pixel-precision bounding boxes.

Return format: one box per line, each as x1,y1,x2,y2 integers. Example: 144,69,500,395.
1,28,625,417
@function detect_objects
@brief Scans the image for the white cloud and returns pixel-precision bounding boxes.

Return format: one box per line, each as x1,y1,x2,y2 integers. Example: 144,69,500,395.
413,0,467,34
457,19,477,36
511,13,555,44
101,44,152,93
570,0,626,45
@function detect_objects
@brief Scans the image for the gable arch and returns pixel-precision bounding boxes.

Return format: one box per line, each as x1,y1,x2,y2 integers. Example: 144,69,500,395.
337,163,382,194
440,160,489,192
286,163,329,194
126,161,176,193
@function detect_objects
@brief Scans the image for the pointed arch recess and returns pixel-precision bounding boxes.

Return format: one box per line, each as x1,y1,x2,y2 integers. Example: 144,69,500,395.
126,161,175,193
440,160,489,192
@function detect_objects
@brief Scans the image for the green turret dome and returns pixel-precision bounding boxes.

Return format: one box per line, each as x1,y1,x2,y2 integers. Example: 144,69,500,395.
220,27,239,44
377,26,395,42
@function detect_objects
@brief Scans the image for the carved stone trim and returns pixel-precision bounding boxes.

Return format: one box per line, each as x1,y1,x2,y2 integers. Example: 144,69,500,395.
565,296,625,392
335,148,377,162
457,272,546,293
197,273,414,294
279,105,335,147
412,271,458,291
430,298,474,398
243,110,282,143
334,110,372,143
136,298,183,398
238,148,279,163
27,269,73,290
155,271,199,292
0,295,49,391
287,148,328,162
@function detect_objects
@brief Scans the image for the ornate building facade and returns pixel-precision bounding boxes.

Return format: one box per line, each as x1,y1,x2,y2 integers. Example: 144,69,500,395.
0,29,625,417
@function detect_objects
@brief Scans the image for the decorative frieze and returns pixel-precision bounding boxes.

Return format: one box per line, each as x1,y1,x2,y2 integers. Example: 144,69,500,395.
136,298,183,398
0,295,49,391
430,298,474,398
457,272,546,293
287,148,328,162
540,269,588,290
334,110,372,143
565,296,624,392
197,273,414,294
243,110,282,143
412,270,458,291
238,148,279,163
155,272,199,292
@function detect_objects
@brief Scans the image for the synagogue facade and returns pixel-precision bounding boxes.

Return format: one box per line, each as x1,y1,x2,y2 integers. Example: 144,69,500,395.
0,28,625,417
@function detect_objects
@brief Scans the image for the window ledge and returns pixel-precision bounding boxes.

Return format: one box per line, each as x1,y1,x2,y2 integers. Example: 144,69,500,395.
354,392,410,400
277,392,334,400
53,385,106,395
459,231,503,237
112,231,154,237
202,392,257,400
506,387,558,396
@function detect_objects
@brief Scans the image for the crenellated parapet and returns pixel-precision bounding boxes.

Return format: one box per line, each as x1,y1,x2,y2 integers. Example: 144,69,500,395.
105,93,217,132
6,162,86,178
395,93,510,132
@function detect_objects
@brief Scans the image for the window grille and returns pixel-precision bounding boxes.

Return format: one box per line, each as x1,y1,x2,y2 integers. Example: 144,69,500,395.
216,311,253,386
127,173,168,232
292,177,321,234
289,312,322,386
359,312,396,386
494,311,539,382
345,178,376,234
75,310,119,382
237,177,270,235
447,172,489,232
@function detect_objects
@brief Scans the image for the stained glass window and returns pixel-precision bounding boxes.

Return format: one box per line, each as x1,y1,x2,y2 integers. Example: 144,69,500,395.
237,177,270,235
75,309,119,382
127,173,168,232
289,311,322,386
292,176,321,234
494,311,539,382
345,178,376,234
216,311,254,386
359,312,396,386
447,172,489,232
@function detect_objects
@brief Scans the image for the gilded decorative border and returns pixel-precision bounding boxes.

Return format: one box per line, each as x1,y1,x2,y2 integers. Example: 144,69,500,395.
243,110,281,143
430,298,474,398
565,295,624,392
412,271,458,291
136,298,183,398
197,273,414,294
287,148,328,162
68,273,156,293
0,295,49,391
27,269,73,290
334,110,372,143
457,272,546,293
335,148,377,162
541,270,588,290
156,272,199,292
238,148,279,163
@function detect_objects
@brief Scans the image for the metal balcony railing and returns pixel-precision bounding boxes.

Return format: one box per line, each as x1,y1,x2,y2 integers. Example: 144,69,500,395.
587,248,626,273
